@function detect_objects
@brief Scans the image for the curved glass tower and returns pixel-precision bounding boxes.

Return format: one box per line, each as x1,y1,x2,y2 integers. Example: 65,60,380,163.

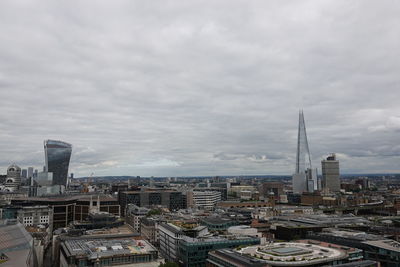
44,140,72,186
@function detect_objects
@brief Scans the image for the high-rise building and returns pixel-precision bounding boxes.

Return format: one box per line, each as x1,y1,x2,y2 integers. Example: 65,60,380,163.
44,140,72,186
321,153,340,192
27,167,34,178
21,169,27,179
292,111,319,193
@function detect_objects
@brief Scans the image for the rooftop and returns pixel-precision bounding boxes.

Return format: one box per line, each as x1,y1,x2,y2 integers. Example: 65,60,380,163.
238,241,348,266
62,239,156,259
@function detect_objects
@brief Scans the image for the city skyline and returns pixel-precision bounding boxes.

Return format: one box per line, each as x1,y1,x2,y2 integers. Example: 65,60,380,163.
0,1,399,177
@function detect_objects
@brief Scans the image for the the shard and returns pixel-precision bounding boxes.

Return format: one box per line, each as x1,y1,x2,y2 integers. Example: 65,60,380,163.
292,111,319,193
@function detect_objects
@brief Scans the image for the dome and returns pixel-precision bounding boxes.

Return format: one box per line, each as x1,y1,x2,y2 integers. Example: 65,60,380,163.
7,163,21,172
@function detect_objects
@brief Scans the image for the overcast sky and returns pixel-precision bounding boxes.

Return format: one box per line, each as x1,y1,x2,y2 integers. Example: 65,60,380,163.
0,1,399,177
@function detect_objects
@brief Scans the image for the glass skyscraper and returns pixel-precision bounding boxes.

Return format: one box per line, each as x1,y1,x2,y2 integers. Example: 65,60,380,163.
44,140,72,186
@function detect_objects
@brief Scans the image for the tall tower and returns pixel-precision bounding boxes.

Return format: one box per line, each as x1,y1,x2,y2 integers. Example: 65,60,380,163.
292,111,318,193
44,140,72,187
321,153,340,192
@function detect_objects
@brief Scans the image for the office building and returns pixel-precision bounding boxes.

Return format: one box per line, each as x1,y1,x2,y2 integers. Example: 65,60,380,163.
292,111,319,193
192,190,221,210
27,167,34,179
118,190,186,215
322,153,341,192
125,204,149,232
307,228,400,266
21,169,27,179
44,139,72,187
179,235,259,267
17,205,52,227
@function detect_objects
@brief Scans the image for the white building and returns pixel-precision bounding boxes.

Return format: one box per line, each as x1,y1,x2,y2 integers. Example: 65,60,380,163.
158,223,184,262
192,191,221,210
17,206,53,227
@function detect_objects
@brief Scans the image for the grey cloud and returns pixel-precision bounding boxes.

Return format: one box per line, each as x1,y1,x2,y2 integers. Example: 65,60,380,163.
0,0,399,176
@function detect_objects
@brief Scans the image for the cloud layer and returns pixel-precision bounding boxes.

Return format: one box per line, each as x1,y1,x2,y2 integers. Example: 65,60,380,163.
0,0,399,176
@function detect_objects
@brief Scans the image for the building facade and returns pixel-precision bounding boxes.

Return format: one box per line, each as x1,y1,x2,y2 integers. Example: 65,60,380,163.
44,140,72,187
118,190,186,215
322,153,341,192
5,164,22,191
192,190,222,210
17,205,53,227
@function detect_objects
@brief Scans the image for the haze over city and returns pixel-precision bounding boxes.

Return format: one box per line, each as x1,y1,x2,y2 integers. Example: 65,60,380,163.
1,1,399,177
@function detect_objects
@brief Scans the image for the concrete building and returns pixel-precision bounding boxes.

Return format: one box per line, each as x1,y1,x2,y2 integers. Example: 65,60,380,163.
60,239,161,267
17,205,52,227
322,153,341,192
192,190,221,210
5,164,21,191
158,223,185,262
125,204,149,232
141,217,163,247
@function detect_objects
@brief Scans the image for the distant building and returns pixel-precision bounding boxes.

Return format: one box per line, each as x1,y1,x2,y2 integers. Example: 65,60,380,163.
322,153,341,192
44,140,72,187
5,163,22,191
118,190,186,215
21,169,27,179
27,167,34,179
192,190,221,210
259,182,284,201
292,111,319,193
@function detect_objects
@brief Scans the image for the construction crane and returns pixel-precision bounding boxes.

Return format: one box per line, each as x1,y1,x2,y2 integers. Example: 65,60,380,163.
83,172,94,193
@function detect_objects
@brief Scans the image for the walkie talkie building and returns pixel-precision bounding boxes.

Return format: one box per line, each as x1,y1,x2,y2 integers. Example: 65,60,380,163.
44,140,72,186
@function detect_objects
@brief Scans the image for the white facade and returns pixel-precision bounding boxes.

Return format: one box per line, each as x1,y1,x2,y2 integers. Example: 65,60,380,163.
17,206,53,227
159,223,183,262
193,191,221,210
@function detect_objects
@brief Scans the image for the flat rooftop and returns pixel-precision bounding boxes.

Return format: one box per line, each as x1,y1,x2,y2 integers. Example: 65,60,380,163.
62,239,156,259
239,241,347,266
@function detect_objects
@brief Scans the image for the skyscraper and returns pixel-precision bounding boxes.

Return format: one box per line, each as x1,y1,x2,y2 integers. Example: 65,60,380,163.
292,111,319,193
321,153,340,192
27,167,34,178
44,140,72,186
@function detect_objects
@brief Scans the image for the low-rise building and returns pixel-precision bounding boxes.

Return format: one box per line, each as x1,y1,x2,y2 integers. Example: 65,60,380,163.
60,239,161,267
207,240,363,267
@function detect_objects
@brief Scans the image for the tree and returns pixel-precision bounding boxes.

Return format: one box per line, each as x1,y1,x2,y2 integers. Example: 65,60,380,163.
159,262,179,267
